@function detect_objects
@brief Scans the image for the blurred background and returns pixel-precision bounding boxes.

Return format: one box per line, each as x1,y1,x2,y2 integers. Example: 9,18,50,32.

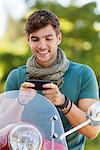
0,0,100,149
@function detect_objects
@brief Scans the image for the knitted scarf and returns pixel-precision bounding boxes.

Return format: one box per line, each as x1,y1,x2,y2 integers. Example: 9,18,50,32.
26,48,70,88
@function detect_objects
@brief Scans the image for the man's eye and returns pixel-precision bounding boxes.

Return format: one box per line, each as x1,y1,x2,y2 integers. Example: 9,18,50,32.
46,38,52,41
31,38,38,42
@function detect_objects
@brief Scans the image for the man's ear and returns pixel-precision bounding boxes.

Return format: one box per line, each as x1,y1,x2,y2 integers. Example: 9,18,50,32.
27,35,30,43
57,32,62,45
27,36,31,46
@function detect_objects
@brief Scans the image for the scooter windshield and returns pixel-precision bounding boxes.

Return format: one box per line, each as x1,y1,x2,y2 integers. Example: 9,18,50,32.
0,90,68,150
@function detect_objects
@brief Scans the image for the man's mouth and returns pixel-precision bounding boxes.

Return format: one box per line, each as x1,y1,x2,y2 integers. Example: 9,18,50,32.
37,50,50,55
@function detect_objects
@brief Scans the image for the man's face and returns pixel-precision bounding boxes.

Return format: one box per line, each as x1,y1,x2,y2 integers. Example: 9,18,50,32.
28,25,62,67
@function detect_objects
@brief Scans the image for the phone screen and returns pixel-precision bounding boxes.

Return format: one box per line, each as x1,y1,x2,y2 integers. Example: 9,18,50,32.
26,79,51,90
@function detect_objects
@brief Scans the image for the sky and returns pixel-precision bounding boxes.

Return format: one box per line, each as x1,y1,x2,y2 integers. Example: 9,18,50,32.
0,0,28,37
56,0,100,8
0,0,100,38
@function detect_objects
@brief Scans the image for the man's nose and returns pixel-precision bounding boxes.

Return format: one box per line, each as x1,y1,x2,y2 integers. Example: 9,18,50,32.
38,40,47,49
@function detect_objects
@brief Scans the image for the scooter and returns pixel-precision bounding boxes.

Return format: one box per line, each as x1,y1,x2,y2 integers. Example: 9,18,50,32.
0,90,100,150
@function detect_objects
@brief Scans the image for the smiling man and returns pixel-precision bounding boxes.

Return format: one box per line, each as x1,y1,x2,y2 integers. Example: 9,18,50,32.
5,9,99,150
28,25,61,68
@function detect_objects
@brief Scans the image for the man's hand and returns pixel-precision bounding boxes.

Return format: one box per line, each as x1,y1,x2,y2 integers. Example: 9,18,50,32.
19,82,37,105
42,82,65,106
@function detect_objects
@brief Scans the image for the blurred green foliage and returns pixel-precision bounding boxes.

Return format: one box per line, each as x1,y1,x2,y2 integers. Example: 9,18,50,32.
85,134,100,150
0,1,100,149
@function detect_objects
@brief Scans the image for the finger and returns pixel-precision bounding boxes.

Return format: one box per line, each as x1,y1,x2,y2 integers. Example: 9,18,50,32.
20,88,37,95
42,88,58,95
20,82,35,89
20,82,36,95
45,94,57,100
43,82,57,89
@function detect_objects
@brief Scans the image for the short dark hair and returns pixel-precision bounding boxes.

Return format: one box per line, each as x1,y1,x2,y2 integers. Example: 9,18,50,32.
25,9,60,35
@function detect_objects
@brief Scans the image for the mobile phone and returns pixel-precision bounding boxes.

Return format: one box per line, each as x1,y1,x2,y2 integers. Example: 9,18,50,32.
26,79,51,90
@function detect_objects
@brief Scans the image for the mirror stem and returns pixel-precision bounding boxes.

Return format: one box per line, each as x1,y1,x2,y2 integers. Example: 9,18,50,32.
59,119,91,140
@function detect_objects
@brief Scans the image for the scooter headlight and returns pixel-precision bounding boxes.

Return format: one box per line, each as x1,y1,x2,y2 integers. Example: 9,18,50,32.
8,123,42,150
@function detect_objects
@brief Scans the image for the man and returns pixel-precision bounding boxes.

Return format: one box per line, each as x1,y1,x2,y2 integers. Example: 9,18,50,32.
5,9,99,150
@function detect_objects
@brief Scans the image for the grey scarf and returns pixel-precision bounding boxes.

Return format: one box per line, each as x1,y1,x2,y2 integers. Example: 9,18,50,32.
26,48,70,88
